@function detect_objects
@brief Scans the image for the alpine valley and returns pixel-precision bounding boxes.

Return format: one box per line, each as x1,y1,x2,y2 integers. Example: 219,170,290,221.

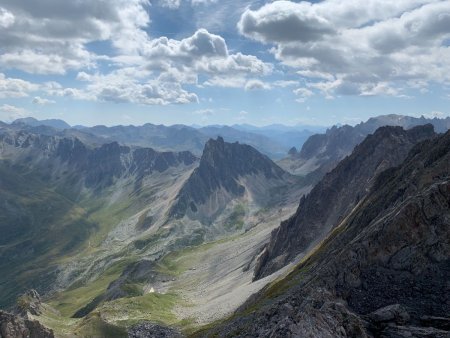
0,115,449,338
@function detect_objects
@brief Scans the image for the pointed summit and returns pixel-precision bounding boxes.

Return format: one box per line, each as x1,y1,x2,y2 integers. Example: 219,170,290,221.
169,137,291,222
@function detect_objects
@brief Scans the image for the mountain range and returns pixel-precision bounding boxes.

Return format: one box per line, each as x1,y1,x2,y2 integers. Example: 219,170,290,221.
9,117,325,160
0,114,448,337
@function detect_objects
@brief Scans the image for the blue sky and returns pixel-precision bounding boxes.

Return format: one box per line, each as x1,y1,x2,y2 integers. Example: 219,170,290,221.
0,0,449,126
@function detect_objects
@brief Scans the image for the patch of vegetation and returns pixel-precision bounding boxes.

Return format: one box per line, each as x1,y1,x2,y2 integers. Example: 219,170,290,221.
16,294,32,312
98,292,180,328
74,312,128,338
49,259,133,317
120,283,144,298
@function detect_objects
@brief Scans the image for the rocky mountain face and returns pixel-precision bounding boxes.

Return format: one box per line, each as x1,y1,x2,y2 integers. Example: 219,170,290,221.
199,127,450,338
278,114,450,179
254,125,436,280
169,137,293,223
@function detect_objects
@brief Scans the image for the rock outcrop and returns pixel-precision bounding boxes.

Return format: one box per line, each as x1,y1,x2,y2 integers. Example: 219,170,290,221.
0,311,54,338
14,290,43,317
128,322,183,338
254,125,436,280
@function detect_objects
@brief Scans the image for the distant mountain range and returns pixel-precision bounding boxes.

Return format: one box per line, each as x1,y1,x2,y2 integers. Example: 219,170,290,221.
8,117,327,159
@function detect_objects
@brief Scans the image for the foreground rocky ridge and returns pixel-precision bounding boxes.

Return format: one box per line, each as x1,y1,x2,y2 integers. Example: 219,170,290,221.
0,311,54,338
197,128,450,337
255,124,436,280
0,290,54,338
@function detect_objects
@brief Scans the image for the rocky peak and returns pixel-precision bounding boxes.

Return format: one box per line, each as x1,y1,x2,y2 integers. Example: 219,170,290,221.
169,137,289,220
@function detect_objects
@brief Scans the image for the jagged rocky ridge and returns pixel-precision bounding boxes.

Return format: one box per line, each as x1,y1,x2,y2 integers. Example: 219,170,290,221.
169,136,292,223
0,130,197,190
279,113,450,179
255,124,436,280
197,127,450,337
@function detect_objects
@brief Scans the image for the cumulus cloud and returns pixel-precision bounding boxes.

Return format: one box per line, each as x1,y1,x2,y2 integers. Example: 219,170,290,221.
0,0,272,105
0,0,150,74
72,29,272,105
0,73,39,98
0,7,14,28
238,0,450,97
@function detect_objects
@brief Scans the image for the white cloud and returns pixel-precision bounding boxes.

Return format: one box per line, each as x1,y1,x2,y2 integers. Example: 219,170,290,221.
40,28,271,105
236,110,249,121
204,76,247,88
274,80,299,88
0,0,150,74
0,73,39,98
245,79,271,91
160,0,181,9
32,96,56,105
293,87,314,102
238,0,450,98
0,1,272,105
70,29,272,105
0,7,14,28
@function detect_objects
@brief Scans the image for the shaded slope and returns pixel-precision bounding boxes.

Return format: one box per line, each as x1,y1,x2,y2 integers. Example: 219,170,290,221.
254,124,436,280
198,123,450,338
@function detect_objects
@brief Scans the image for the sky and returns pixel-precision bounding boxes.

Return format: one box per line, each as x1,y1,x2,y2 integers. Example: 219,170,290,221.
0,0,449,127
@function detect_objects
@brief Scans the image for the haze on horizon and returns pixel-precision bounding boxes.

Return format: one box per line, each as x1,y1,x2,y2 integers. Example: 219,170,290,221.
0,0,449,127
